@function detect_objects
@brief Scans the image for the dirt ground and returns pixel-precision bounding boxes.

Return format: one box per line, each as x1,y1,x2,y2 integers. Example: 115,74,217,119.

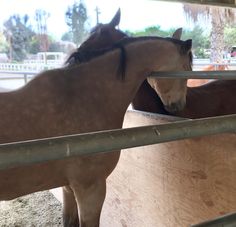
0,190,63,227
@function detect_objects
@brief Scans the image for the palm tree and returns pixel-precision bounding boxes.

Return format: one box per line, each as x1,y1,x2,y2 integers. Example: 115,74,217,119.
183,4,236,62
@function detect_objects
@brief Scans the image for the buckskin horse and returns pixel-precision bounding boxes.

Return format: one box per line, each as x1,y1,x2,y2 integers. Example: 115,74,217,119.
66,10,189,114
0,34,192,227
79,11,234,118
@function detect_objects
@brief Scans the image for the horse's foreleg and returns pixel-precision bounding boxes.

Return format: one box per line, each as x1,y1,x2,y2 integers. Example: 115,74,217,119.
63,186,80,227
72,180,106,227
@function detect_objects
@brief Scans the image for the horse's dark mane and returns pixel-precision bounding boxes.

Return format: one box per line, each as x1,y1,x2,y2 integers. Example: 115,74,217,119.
65,48,111,65
66,36,193,80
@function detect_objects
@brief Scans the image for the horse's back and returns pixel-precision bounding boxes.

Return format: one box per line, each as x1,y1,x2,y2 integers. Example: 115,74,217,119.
180,80,236,118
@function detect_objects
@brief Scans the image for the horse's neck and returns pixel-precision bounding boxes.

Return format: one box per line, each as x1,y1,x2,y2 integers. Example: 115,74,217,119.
124,41,163,71
64,60,135,119
79,39,173,109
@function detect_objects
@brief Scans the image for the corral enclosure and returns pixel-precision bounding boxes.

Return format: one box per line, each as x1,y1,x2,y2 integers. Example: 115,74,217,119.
0,0,236,226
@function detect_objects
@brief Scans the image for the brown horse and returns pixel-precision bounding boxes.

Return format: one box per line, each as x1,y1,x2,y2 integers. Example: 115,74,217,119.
132,77,236,118
72,10,187,114
178,80,236,118
0,36,192,227
79,9,127,53
132,28,183,114
81,15,235,119
65,8,127,65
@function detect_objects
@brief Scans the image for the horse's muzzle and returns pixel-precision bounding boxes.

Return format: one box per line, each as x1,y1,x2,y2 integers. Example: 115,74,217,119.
164,100,186,113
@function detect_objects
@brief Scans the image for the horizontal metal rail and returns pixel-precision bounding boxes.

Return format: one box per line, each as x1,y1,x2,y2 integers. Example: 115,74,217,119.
150,70,236,79
0,114,235,171
157,0,236,8
191,212,236,227
1,70,236,81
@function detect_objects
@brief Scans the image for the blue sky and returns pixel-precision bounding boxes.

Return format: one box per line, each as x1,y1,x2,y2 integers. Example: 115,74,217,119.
0,0,196,39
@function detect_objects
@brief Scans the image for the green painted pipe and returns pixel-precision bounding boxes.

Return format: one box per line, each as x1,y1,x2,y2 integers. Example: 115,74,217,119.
0,114,235,170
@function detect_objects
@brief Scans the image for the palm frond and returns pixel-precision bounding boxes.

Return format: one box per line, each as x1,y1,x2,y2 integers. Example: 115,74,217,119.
183,3,236,25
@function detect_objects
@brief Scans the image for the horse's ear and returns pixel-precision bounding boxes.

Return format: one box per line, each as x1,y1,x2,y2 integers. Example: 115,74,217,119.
172,28,182,40
182,39,192,53
109,8,121,27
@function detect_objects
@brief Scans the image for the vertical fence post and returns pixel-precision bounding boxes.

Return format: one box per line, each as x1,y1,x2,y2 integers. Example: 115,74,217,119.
24,74,28,84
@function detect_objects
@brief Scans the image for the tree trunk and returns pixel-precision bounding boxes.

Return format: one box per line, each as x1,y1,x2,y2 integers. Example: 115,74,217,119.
210,8,225,63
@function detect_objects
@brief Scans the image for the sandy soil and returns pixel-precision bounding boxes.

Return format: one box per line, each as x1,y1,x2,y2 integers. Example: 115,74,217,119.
0,190,63,227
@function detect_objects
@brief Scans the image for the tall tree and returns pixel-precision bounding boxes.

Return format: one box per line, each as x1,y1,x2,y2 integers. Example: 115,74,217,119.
35,9,50,52
3,14,35,61
224,26,236,51
181,25,210,58
0,31,8,52
65,1,88,46
128,25,210,58
183,4,236,62
129,26,169,37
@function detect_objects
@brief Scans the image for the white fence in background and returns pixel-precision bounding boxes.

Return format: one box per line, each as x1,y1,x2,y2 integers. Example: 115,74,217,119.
1,59,236,73
0,62,63,90
193,58,236,65
23,59,63,65
0,58,236,73
1,58,236,90
193,58,236,70
0,62,62,73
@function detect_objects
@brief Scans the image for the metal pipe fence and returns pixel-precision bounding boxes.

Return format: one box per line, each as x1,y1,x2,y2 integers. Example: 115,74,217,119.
150,70,236,79
0,66,235,172
191,212,236,227
0,70,236,84
0,114,235,171
1,60,236,85
157,0,236,8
